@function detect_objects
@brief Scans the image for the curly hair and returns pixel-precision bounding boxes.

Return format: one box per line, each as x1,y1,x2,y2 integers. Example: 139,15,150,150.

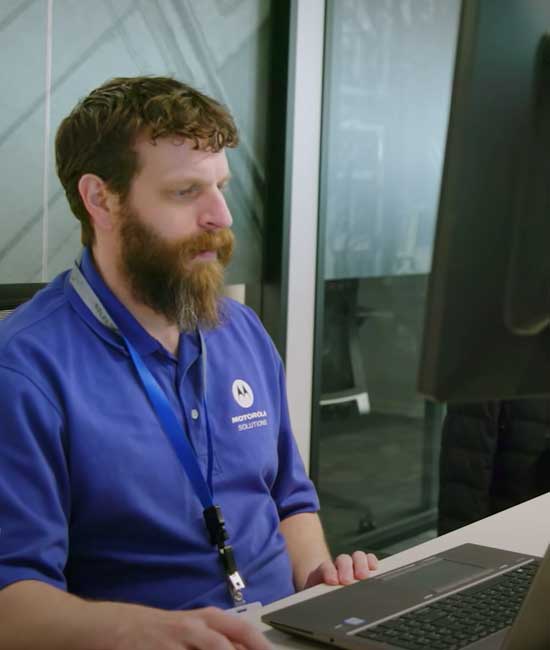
55,76,239,246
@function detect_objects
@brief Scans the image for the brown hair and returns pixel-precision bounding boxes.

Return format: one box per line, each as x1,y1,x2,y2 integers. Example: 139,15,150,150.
55,76,239,247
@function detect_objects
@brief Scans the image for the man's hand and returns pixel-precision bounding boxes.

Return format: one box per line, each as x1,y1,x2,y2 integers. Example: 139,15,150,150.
111,605,272,650
0,581,272,650
279,512,379,591
302,551,379,590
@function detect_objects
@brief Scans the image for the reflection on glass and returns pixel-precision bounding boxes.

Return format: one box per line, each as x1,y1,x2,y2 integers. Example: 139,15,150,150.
323,0,460,281
315,0,460,556
0,0,272,285
0,1,47,283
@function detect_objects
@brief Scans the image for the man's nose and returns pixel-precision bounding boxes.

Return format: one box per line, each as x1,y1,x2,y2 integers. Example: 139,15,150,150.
199,188,233,230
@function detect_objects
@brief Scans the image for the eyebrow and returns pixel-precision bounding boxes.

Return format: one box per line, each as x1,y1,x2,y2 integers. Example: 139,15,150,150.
162,173,232,186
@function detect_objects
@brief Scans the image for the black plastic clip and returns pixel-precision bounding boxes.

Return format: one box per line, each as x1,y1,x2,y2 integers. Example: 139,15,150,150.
203,505,229,547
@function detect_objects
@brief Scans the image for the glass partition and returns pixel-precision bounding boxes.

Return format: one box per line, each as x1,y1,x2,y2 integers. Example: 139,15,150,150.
0,0,274,290
0,1,47,284
313,0,461,556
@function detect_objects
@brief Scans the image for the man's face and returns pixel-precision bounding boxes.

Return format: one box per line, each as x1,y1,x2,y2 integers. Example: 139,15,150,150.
116,136,235,331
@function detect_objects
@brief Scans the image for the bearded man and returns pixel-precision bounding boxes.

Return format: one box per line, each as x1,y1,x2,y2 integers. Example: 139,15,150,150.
0,77,377,650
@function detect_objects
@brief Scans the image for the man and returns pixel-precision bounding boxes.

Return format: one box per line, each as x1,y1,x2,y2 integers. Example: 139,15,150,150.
0,77,377,649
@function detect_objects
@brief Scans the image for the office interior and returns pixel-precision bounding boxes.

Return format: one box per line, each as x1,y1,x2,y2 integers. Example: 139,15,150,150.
0,0,518,559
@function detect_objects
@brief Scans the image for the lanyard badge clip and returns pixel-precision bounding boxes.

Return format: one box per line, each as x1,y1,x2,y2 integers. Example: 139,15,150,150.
219,544,245,598
204,505,246,605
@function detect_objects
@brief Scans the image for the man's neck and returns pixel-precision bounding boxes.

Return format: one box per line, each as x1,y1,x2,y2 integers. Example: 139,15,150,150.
91,245,180,355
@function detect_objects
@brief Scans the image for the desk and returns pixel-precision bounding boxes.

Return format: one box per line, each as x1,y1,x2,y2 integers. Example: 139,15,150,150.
253,493,550,649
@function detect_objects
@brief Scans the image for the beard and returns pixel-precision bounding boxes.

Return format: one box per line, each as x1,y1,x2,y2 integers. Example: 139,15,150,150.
117,203,234,332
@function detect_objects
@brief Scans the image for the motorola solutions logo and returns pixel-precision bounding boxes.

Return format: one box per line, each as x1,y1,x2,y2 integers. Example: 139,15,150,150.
232,379,254,409
230,379,268,431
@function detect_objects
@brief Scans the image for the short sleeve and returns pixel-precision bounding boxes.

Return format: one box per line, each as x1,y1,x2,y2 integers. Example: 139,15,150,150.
0,365,69,592
270,360,320,519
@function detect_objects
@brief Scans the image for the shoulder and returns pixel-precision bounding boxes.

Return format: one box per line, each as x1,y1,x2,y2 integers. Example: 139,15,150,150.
205,298,282,370
220,297,267,330
1,273,66,332
214,298,274,344
0,272,76,373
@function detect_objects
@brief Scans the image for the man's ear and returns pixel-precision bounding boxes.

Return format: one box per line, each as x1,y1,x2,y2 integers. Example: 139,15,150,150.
78,174,118,233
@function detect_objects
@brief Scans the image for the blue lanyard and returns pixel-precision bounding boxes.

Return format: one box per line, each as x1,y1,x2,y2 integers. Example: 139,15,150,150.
69,259,246,604
124,339,214,508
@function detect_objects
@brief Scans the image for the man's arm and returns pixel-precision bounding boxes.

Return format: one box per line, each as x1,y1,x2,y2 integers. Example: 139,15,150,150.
280,512,378,591
0,580,271,650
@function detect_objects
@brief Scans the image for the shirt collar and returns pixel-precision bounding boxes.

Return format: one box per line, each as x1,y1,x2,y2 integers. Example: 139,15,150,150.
78,247,166,357
68,248,201,365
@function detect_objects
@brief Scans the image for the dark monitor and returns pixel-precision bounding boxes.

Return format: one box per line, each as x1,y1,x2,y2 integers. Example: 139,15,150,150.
418,0,550,402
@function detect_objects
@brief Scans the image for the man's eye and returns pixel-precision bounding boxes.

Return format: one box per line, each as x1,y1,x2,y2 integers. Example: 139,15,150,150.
174,186,199,198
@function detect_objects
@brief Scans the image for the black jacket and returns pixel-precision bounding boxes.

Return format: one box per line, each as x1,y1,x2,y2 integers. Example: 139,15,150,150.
438,399,550,534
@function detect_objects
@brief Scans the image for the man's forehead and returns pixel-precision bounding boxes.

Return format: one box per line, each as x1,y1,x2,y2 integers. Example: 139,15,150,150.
133,135,228,179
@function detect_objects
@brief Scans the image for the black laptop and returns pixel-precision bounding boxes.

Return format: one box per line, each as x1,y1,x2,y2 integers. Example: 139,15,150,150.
263,543,550,649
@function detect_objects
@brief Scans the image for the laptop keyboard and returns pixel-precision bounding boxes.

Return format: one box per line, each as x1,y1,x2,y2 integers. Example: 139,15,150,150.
356,560,539,650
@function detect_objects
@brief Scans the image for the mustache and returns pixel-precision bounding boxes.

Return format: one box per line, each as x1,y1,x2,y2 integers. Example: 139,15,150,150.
178,228,234,265
179,228,233,254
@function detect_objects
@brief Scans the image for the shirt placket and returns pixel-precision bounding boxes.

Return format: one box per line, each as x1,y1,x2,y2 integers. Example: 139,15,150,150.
177,352,209,476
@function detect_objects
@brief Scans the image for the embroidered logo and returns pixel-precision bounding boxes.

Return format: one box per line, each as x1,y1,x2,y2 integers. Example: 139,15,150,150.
232,379,254,409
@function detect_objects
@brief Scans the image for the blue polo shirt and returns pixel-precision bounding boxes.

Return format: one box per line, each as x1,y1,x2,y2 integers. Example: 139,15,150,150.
0,249,319,609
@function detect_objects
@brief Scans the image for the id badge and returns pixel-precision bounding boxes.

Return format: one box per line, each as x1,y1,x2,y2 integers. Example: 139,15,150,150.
226,601,262,616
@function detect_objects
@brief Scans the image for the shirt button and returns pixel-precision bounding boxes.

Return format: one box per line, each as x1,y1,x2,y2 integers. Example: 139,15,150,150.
191,409,200,420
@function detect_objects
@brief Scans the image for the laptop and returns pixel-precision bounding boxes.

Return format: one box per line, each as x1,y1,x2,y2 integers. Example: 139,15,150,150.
262,543,550,649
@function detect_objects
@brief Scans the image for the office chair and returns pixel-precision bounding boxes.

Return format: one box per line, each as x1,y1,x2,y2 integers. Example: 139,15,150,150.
0,284,44,322
319,278,370,415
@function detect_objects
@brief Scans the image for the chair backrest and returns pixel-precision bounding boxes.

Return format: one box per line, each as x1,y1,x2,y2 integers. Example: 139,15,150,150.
0,284,45,322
